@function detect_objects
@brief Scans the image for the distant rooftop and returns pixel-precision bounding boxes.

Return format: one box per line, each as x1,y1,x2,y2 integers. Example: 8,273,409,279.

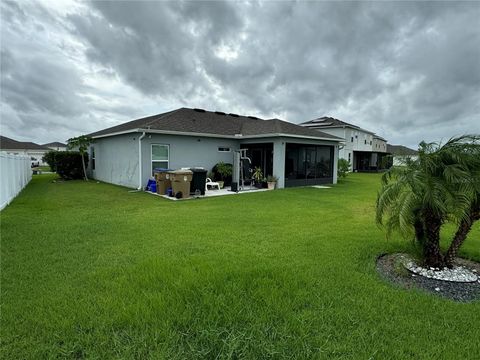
301,116,361,129
387,144,418,156
0,135,49,151
43,141,67,147
88,107,343,142
299,116,392,142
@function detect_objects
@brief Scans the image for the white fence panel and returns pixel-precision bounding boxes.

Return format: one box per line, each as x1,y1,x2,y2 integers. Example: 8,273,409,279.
0,152,32,210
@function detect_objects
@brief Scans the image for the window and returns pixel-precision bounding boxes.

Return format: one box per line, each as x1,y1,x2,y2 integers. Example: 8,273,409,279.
370,141,372,145
364,140,367,144
91,147,95,170
351,137,353,142
218,147,231,152
348,152,351,162
151,144,169,174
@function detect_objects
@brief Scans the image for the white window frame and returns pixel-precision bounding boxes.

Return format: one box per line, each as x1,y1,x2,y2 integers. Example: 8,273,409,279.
218,146,231,153
151,144,170,175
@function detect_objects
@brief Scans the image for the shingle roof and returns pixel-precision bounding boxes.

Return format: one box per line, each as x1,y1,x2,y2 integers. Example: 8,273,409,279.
301,116,362,129
301,116,385,137
373,135,387,141
387,144,418,155
0,136,49,150
43,142,67,147
88,108,342,141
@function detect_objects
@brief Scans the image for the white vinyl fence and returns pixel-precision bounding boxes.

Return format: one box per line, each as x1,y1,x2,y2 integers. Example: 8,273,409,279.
1,152,32,210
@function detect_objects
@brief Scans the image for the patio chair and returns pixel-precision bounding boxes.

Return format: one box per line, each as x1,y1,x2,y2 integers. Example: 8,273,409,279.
206,177,220,191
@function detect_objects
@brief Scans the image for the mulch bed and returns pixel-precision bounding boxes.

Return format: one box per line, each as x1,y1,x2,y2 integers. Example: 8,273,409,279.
376,253,480,302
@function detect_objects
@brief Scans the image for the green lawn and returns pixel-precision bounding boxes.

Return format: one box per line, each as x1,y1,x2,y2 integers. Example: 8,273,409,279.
1,174,479,359
32,165,51,172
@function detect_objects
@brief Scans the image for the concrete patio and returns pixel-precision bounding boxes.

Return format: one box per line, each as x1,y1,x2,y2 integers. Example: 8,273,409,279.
147,185,270,201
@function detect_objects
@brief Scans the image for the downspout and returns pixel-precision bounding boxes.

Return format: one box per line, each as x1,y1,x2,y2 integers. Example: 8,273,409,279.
137,131,146,190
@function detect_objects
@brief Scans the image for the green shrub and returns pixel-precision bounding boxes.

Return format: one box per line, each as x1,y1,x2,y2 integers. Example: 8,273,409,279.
337,158,350,178
212,162,233,184
267,175,278,182
54,151,89,180
42,151,57,172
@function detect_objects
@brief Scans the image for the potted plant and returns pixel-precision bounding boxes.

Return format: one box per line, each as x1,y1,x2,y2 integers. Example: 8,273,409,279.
267,175,278,190
252,166,264,188
215,162,232,189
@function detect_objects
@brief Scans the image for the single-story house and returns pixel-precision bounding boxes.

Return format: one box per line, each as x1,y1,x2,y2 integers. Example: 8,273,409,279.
0,135,50,165
386,144,418,166
43,142,67,151
87,108,343,189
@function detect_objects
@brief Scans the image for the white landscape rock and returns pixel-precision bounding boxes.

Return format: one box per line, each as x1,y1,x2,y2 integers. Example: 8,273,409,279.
402,257,478,283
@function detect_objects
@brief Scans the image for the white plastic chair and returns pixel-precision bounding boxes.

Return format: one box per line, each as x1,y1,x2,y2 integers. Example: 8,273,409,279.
206,177,220,191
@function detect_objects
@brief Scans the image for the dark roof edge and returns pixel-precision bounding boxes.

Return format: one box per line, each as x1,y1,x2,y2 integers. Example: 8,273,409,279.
89,107,344,142
87,108,181,138
43,142,67,147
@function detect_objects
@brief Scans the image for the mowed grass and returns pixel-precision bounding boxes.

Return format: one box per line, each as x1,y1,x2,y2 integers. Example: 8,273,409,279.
1,174,479,359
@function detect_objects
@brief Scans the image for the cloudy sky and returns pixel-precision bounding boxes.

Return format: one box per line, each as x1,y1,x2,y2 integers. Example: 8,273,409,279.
1,0,479,148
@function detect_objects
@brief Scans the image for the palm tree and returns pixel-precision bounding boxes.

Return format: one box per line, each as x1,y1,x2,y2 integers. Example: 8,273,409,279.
376,135,480,268
67,135,92,181
376,150,452,267
437,136,480,267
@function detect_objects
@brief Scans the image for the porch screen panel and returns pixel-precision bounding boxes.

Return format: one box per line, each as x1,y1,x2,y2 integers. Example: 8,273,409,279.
315,146,332,178
285,146,299,180
285,143,334,186
305,147,316,179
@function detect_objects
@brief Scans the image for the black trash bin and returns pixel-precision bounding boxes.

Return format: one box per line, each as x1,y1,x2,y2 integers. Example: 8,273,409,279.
189,167,208,195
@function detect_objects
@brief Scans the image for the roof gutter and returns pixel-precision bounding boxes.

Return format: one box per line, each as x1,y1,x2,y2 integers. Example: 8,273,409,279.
253,133,344,142
137,132,146,190
93,128,343,142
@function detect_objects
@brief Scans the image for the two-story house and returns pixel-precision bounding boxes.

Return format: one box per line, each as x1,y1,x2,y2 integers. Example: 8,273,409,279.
300,117,388,171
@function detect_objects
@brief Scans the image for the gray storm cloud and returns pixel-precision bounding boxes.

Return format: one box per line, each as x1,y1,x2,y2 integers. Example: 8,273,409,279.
1,0,479,147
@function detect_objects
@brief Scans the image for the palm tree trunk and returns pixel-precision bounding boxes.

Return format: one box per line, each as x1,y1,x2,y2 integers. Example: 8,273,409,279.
81,153,88,181
444,217,472,268
414,217,425,244
445,207,479,268
422,209,444,268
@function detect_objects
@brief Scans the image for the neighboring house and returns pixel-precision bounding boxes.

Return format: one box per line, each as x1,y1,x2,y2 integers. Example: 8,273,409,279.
87,107,343,189
387,144,418,166
0,135,50,166
300,117,388,171
43,142,67,151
